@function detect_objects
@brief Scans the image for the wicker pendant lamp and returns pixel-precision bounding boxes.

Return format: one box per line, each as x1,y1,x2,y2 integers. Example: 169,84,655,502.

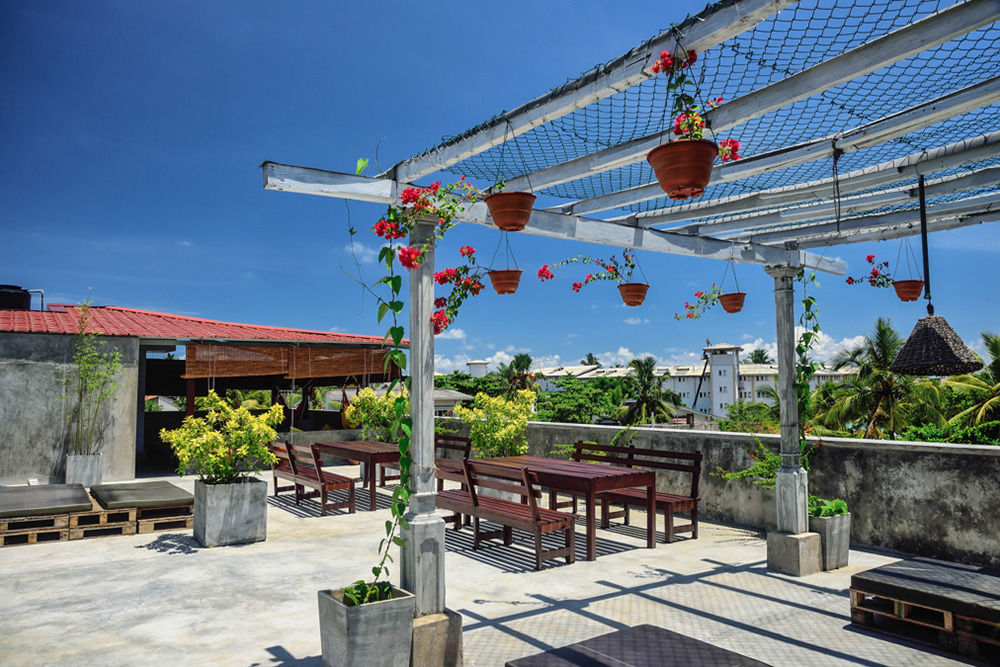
889,176,983,377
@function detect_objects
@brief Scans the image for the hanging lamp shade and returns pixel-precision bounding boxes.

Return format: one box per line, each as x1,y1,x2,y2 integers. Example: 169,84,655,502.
890,315,983,376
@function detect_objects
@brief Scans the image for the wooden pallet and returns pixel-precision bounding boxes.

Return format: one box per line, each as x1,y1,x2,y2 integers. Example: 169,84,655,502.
69,498,137,529
135,504,193,521
68,523,138,540
0,513,69,533
851,587,1000,661
137,515,193,534
0,526,69,547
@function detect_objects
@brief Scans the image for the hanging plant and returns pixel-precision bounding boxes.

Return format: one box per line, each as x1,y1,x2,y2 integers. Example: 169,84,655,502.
646,50,741,199
484,184,536,232
844,252,923,302
537,248,648,306
674,259,744,319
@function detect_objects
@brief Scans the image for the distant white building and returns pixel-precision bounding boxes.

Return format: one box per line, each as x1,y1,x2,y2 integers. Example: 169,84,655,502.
534,341,856,418
466,360,488,377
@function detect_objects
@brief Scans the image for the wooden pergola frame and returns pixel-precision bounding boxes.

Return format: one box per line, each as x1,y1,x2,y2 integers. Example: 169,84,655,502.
261,0,1000,612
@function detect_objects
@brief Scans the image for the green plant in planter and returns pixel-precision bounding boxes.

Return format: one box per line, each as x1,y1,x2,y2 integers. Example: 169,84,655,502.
453,390,535,458
61,302,123,455
159,390,282,484
342,386,409,443
808,496,848,517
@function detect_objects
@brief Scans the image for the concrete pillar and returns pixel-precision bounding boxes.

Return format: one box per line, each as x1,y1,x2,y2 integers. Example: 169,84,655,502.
765,265,809,534
400,220,446,616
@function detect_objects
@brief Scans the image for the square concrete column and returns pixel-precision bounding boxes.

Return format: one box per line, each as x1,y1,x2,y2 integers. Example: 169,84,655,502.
400,220,447,616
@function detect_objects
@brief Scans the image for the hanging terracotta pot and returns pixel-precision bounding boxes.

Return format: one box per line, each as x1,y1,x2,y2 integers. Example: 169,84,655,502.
484,192,536,231
892,279,924,302
488,269,522,295
646,139,718,200
618,283,649,306
719,292,746,313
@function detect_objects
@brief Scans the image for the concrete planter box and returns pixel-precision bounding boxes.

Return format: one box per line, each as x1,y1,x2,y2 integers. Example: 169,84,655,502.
808,513,850,570
65,454,102,488
194,478,267,547
318,586,414,667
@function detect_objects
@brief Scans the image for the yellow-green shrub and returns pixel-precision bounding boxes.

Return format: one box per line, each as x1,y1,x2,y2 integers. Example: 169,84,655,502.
348,386,408,442
453,390,535,458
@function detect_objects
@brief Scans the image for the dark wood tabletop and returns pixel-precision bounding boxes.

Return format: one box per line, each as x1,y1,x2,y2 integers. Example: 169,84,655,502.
315,441,400,511
485,456,656,560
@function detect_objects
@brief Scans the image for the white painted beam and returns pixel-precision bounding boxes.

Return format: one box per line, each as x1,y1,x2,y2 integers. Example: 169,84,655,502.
507,0,1000,195
385,0,796,182
792,211,1000,248
262,161,396,204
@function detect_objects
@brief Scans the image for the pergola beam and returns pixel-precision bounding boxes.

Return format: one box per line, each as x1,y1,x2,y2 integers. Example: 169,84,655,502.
792,210,1000,248
505,0,1000,196
260,162,844,274
384,0,796,183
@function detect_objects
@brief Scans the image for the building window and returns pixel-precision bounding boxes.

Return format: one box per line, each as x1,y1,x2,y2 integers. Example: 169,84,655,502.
718,369,727,376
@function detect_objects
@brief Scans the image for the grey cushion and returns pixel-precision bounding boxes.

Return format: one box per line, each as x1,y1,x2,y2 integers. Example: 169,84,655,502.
0,484,93,518
90,480,193,510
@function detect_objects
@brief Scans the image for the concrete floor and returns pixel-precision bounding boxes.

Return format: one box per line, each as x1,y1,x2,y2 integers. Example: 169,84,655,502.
0,471,984,666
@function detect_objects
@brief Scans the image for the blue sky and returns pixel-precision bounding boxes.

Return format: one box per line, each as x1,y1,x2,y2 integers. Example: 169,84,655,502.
3,1,997,373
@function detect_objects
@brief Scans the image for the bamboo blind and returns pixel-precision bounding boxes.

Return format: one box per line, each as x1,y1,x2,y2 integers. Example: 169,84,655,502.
183,344,392,379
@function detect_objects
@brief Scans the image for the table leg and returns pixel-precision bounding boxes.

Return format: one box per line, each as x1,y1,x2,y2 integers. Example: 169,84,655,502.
368,458,377,511
646,483,656,549
586,491,596,561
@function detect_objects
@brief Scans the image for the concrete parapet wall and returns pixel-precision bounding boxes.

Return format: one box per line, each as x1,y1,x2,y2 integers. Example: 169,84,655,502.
0,332,138,484
517,421,1000,567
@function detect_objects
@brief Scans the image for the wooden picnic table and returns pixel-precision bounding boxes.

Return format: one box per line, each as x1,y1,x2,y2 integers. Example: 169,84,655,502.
314,441,400,511
483,456,656,561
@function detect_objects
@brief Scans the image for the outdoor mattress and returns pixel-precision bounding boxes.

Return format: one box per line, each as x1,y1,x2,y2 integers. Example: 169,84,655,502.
505,624,770,666
851,557,1000,623
90,480,193,510
0,484,93,518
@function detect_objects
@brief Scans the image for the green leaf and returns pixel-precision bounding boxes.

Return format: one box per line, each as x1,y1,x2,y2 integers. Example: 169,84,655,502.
372,566,382,578
392,536,405,547
356,158,369,175
385,520,393,535
389,326,404,346
377,302,390,323
399,516,410,531
390,276,402,293
389,300,404,313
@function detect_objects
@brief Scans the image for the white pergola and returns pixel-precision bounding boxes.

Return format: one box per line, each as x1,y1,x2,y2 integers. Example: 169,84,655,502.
262,0,1000,615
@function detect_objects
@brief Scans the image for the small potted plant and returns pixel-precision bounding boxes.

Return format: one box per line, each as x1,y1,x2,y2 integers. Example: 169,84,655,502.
845,253,923,302
537,248,649,306
808,496,850,570
483,180,536,232
645,49,741,199
160,390,283,547
674,284,722,320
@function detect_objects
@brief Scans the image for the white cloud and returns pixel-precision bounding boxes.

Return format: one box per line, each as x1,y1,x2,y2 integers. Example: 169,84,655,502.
595,346,659,368
178,240,194,248
435,327,466,341
531,354,563,370
623,317,649,326
344,242,379,264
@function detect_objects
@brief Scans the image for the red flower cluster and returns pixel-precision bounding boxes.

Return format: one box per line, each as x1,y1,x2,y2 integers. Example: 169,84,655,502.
536,264,555,281
459,246,476,258
845,254,893,288
397,247,423,269
373,217,407,240
430,309,449,335
434,297,447,308
434,268,458,285
718,138,741,162
571,282,583,292
673,112,705,136
865,254,876,262
650,49,696,75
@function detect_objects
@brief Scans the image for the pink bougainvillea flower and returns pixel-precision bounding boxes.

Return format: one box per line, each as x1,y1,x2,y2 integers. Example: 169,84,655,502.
433,268,458,285
434,297,447,308
866,254,876,263
459,246,476,258
571,282,583,293
397,247,423,270
537,264,555,281
430,309,450,335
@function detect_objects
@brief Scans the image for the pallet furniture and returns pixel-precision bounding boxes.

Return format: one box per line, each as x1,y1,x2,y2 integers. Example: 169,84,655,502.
283,442,356,516
68,497,137,540
505,623,769,666
566,441,702,543
90,480,194,534
436,459,575,570
482,456,655,561
313,440,399,511
850,557,1000,662
0,484,92,547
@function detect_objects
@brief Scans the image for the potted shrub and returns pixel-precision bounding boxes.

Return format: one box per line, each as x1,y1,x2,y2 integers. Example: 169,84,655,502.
845,253,924,302
808,496,850,570
160,390,283,547
61,301,123,487
645,49,741,199
537,248,649,306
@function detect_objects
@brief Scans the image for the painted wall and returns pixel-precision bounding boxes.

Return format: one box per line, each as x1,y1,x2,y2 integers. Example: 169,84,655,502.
0,332,138,484
511,421,1000,567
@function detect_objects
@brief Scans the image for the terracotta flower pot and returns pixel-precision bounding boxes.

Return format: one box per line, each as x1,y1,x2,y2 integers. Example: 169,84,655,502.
892,279,924,302
646,139,718,200
488,269,522,295
484,191,536,231
719,292,746,313
618,283,649,306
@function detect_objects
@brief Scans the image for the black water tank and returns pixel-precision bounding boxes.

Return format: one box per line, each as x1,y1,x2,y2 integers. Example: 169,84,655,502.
0,285,31,310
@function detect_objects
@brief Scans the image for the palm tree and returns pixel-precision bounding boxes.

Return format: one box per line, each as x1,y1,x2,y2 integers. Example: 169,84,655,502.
497,353,536,398
748,348,773,364
946,332,1000,427
617,356,673,425
580,352,601,366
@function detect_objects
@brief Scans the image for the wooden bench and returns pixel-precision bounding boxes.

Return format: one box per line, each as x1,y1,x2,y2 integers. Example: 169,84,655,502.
283,442,356,516
568,441,702,543
436,459,575,570
377,434,472,489
269,441,298,497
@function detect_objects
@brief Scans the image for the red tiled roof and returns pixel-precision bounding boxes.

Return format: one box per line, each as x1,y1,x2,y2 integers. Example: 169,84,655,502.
0,305,392,345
